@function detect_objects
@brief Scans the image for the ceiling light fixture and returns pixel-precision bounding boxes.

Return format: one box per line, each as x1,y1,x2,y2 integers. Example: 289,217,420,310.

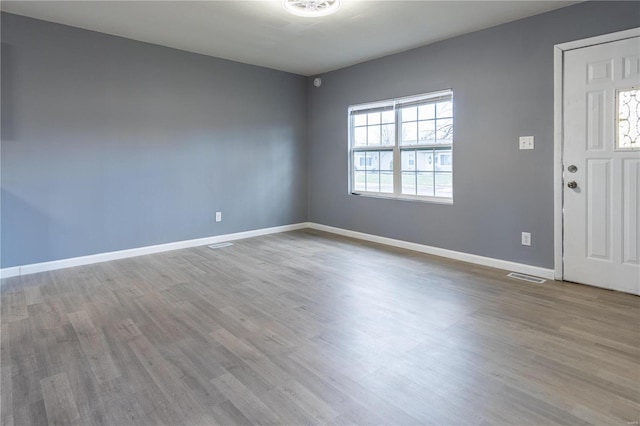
283,0,341,18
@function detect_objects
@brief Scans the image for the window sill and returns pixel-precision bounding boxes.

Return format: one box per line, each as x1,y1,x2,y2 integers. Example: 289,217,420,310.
350,191,453,205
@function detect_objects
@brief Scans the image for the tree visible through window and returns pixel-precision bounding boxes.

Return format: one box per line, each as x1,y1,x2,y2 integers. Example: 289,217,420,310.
349,90,453,201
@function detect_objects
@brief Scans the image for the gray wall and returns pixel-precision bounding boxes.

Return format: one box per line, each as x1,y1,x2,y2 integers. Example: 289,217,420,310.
1,13,308,268
307,1,640,269
3,2,639,270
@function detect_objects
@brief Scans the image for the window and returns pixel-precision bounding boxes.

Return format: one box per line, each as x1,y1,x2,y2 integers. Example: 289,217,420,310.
349,90,453,202
617,88,639,150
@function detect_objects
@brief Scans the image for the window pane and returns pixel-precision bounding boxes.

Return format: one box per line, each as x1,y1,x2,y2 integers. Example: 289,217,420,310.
380,151,394,171
365,151,379,171
367,126,381,145
435,149,452,172
416,150,434,171
380,171,393,193
436,101,453,118
401,122,417,145
618,89,639,149
353,152,366,170
401,150,416,171
417,172,434,196
419,103,435,120
401,106,417,122
418,120,435,143
354,114,366,126
435,172,452,198
354,127,367,146
353,171,366,192
367,112,381,125
381,110,395,124
402,172,416,195
366,171,380,192
436,119,453,144
381,124,395,146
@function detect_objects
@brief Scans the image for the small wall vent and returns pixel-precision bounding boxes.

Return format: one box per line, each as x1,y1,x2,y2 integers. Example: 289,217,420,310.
208,242,233,249
507,272,546,284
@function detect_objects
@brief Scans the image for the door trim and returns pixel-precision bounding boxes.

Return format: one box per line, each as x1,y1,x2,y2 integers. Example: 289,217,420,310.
553,27,640,280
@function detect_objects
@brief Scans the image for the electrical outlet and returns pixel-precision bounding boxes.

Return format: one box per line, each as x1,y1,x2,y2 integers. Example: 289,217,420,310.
521,232,531,246
519,136,534,150
215,212,222,222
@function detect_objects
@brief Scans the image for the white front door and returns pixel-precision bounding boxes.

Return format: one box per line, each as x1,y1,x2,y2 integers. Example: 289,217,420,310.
563,36,640,295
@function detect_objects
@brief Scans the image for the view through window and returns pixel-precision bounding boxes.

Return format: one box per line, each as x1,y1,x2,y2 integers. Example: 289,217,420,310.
349,90,453,202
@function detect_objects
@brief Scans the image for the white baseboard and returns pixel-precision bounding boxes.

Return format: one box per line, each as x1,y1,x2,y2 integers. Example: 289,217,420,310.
307,223,555,280
1,221,553,281
0,223,309,279
1,266,21,280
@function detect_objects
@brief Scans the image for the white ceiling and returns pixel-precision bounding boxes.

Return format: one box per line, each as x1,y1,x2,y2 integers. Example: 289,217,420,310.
1,1,578,76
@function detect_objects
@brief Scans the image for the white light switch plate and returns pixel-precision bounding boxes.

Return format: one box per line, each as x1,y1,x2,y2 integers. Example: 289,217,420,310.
519,136,534,150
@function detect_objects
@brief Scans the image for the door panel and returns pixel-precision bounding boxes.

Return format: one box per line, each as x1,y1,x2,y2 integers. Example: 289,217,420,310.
623,158,639,264
563,36,640,295
586,91,606,150
586,159,611,260
624,55,640,79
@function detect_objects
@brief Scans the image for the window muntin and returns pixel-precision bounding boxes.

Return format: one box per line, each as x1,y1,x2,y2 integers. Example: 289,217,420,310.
352,109,395,147
400,100,452,146
349,90,453,202
352,150,394,194
400,147,452,198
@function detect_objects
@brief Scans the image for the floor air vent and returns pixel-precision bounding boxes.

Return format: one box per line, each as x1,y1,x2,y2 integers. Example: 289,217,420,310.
507,272,546,284
208,242,233,249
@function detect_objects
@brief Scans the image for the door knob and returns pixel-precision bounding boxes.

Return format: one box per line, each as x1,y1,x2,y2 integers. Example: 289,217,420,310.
567,181,578,189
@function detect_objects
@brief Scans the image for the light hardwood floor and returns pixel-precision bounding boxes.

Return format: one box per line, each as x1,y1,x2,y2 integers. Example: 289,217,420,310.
1,229,639,425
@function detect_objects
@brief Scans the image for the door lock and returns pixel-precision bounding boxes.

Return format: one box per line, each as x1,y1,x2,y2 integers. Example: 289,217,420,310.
567,181,578,189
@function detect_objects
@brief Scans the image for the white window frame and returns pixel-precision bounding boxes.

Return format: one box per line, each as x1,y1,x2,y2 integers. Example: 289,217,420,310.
348,89,454,204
